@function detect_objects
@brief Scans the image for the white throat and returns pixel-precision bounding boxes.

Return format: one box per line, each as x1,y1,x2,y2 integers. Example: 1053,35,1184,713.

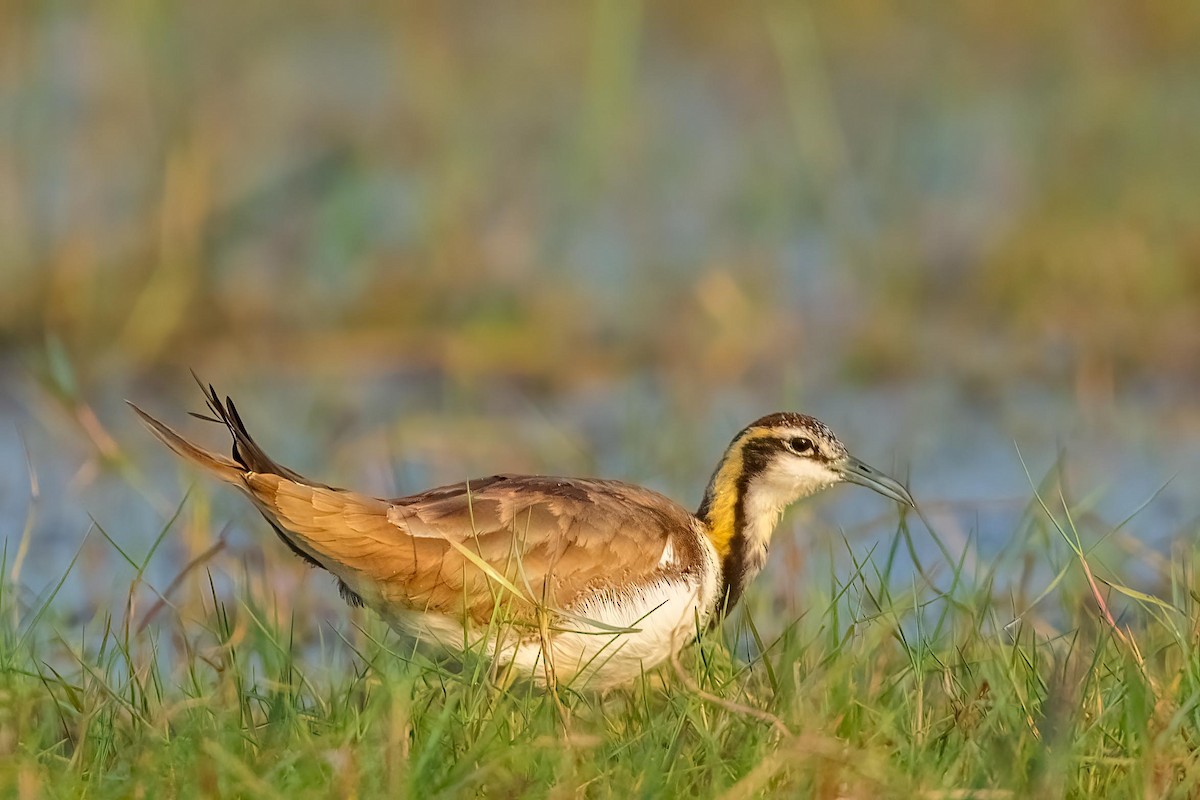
742,484,787,545
739,460,839,571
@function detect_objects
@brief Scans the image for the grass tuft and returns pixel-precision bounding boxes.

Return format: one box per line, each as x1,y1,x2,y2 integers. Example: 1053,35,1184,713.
3,468,1200,798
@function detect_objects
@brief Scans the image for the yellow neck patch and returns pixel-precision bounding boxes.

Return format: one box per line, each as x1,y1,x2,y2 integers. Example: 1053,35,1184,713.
703,429,774,559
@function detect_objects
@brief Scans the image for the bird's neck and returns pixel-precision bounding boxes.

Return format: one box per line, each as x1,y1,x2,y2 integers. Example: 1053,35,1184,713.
697,439,793,614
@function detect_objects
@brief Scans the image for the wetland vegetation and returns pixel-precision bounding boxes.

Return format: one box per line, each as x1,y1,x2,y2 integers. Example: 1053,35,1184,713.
3,3,1200,797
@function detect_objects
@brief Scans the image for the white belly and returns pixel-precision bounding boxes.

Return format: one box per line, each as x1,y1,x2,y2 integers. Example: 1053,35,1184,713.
380,535,721,689
510,574,715,688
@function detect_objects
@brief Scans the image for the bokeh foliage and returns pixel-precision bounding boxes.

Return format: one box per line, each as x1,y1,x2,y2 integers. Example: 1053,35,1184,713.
2,2,1198,393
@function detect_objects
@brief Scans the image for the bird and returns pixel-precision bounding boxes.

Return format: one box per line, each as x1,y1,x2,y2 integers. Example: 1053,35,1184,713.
130,383,915,689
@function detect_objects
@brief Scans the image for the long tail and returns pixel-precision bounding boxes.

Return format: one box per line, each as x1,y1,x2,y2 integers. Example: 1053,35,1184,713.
129,380,398,608
129,381,335,573
127,401,245,484
132,378,332,485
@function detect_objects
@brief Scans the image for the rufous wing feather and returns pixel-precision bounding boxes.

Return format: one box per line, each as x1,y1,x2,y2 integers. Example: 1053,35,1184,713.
133,392,696,627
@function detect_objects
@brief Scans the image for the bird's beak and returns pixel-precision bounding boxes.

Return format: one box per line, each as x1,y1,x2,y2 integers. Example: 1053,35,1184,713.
837,456,916,507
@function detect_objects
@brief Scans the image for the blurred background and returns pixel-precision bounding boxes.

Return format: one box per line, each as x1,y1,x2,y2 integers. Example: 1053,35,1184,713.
2,2,1199,631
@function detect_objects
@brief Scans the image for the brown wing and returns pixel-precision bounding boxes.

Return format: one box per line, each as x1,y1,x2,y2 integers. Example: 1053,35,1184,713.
252,473,696,623
132,389,696,624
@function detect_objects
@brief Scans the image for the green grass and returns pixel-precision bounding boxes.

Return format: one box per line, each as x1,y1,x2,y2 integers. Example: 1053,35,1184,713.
3,475,1199,799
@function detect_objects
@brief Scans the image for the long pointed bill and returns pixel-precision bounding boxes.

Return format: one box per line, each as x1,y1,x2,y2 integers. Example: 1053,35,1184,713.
838,456,916,507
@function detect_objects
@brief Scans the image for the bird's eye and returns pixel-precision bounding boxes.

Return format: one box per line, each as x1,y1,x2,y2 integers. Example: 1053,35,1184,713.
788,437,814,455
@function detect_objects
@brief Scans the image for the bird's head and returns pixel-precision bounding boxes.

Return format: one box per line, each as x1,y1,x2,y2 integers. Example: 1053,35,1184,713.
699,412,915,560
731,412,915,509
